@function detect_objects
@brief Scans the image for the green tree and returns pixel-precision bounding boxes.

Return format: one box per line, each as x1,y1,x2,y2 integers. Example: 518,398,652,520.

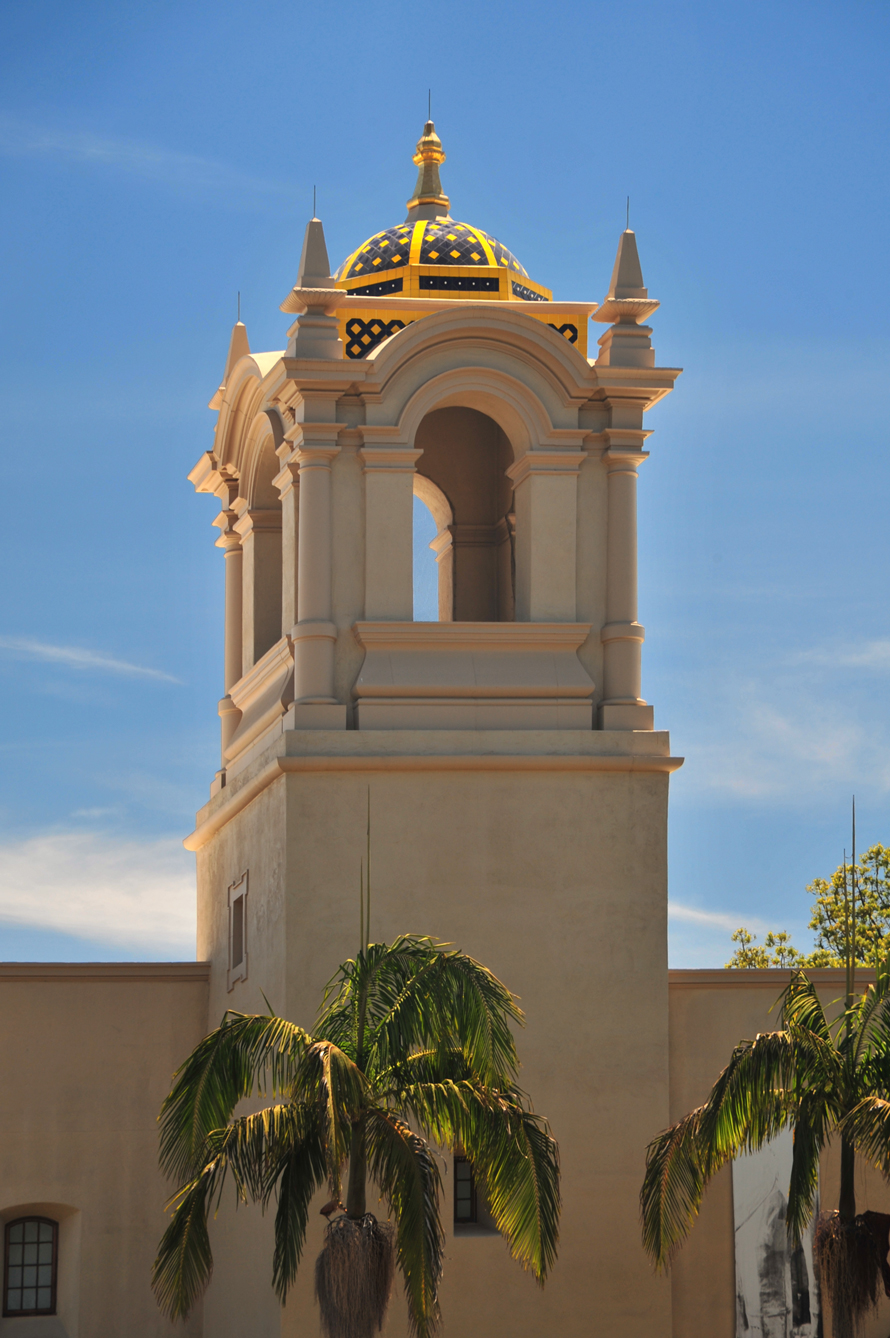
725,846,890,969
152,936,560,1336
808,844,890,966
726,927,770,967
640,961,890,1338
726,928,804,968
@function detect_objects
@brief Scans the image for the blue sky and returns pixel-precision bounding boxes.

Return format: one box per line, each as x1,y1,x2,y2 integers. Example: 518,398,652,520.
0,0,887,963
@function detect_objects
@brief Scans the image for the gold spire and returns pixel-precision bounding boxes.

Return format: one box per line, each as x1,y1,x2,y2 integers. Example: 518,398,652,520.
405,121,451,222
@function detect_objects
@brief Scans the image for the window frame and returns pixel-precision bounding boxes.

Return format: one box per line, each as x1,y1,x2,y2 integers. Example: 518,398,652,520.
453,1155,478,1226
227,871,249,992
3,1216,59,1317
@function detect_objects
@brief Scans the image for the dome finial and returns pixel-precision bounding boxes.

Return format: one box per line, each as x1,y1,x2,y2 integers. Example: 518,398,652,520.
405,120,451,223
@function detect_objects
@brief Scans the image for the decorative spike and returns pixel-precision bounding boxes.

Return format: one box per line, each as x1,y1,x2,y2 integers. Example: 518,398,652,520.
297,216,335,288
606,229,648,300
208,319,250,410
405,120,451,222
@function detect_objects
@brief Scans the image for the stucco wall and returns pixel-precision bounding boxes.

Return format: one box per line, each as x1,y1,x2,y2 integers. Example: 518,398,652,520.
196,756,674,1338
0,963,209,1338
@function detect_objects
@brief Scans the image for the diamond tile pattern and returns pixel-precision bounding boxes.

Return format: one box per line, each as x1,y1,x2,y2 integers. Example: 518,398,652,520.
340,225,413,280
344,316,413,359
339,221,529,281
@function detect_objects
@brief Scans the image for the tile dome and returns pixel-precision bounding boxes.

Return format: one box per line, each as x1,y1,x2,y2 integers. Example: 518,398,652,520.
333,123,551,302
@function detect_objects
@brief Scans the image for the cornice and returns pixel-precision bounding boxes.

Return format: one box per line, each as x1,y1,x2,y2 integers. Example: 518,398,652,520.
0,962,210,983
185,747,684,851
669,968,876,990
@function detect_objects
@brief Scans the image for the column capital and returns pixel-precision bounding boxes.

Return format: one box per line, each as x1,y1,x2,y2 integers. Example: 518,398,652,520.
506,450,588,488
359,447,423,474
212,508,242,552
233,508,282,540
284,419,343,450
360,425,411,447
603,439,650,471
295,445,340,471
272,461,300,500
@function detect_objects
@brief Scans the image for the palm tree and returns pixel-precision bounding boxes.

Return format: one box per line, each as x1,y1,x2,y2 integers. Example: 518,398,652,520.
640,964,890,1338
152,935,560,1337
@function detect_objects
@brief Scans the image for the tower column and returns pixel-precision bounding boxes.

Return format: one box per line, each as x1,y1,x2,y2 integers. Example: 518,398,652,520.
360,434,422,621
293,430,340,703
274,458,300,632
600,438,653,730
506,450,586,622
211,499,244,769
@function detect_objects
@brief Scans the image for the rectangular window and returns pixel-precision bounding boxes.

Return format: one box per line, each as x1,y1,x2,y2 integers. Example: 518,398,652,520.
4,1218,58,1317
232,895,244,968
227,872,248,991
454,1156,477,1225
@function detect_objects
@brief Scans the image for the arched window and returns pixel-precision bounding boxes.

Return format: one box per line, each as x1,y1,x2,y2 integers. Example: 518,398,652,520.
4,1217,57,1316
414,407,515,622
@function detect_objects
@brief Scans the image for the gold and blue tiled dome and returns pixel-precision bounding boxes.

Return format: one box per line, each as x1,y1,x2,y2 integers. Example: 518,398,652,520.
334,122,551,303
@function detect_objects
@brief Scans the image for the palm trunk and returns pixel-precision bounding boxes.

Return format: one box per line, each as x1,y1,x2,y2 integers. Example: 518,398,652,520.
839,1136,856,1223
346,1115,367,1219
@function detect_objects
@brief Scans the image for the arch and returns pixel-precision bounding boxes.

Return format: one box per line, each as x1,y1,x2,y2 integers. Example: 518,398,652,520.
412,472,452,533
214,352,284,482
368,304,593,437
242,413,280,508
396,366,551,458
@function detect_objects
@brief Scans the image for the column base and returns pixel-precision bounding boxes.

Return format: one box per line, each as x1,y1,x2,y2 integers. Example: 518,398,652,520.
286,703,347,730
598,702,654,731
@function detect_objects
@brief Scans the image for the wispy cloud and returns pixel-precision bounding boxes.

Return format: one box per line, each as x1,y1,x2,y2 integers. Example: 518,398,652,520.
0,636,179,682
669,901,768,934
0,116,297,201
0,831,196,954
789,639,890,671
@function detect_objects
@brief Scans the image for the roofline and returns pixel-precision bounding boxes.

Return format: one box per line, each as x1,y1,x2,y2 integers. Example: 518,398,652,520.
0,961,211,982
669,967,876,989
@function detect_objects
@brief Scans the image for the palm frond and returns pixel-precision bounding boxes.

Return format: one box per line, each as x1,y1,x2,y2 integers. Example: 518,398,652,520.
641,1029,802,1267
640,1109,707,1269
786,1092,833,1243
268,1110,329,1302
780,971,833,1041
467,1093,560,1282
839,1097,890,1177
158,1012,313,1183
153,1125,237,1319
365,1105,444,1338
155,1103,327,1318
304,1040,369,1189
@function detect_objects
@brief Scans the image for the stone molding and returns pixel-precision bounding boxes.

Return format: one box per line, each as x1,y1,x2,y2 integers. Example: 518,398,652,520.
0,963,210,982
184,743,684,852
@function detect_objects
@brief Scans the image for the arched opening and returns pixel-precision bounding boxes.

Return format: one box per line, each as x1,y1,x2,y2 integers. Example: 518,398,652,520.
239,429,282,672
413,407,515,622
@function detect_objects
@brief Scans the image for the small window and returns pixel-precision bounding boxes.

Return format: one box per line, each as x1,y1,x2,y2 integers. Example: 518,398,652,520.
454,1156,477,1225
227,872,248,992
4,1217,58,1316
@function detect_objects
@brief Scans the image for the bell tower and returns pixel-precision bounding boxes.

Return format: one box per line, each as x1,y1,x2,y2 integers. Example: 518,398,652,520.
186,124,682,1338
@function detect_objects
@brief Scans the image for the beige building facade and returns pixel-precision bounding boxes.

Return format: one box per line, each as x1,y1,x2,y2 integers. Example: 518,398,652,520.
3,122,885,1338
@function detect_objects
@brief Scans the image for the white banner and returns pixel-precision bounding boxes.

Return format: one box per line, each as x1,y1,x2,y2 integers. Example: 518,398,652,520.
733,1130,822,1338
